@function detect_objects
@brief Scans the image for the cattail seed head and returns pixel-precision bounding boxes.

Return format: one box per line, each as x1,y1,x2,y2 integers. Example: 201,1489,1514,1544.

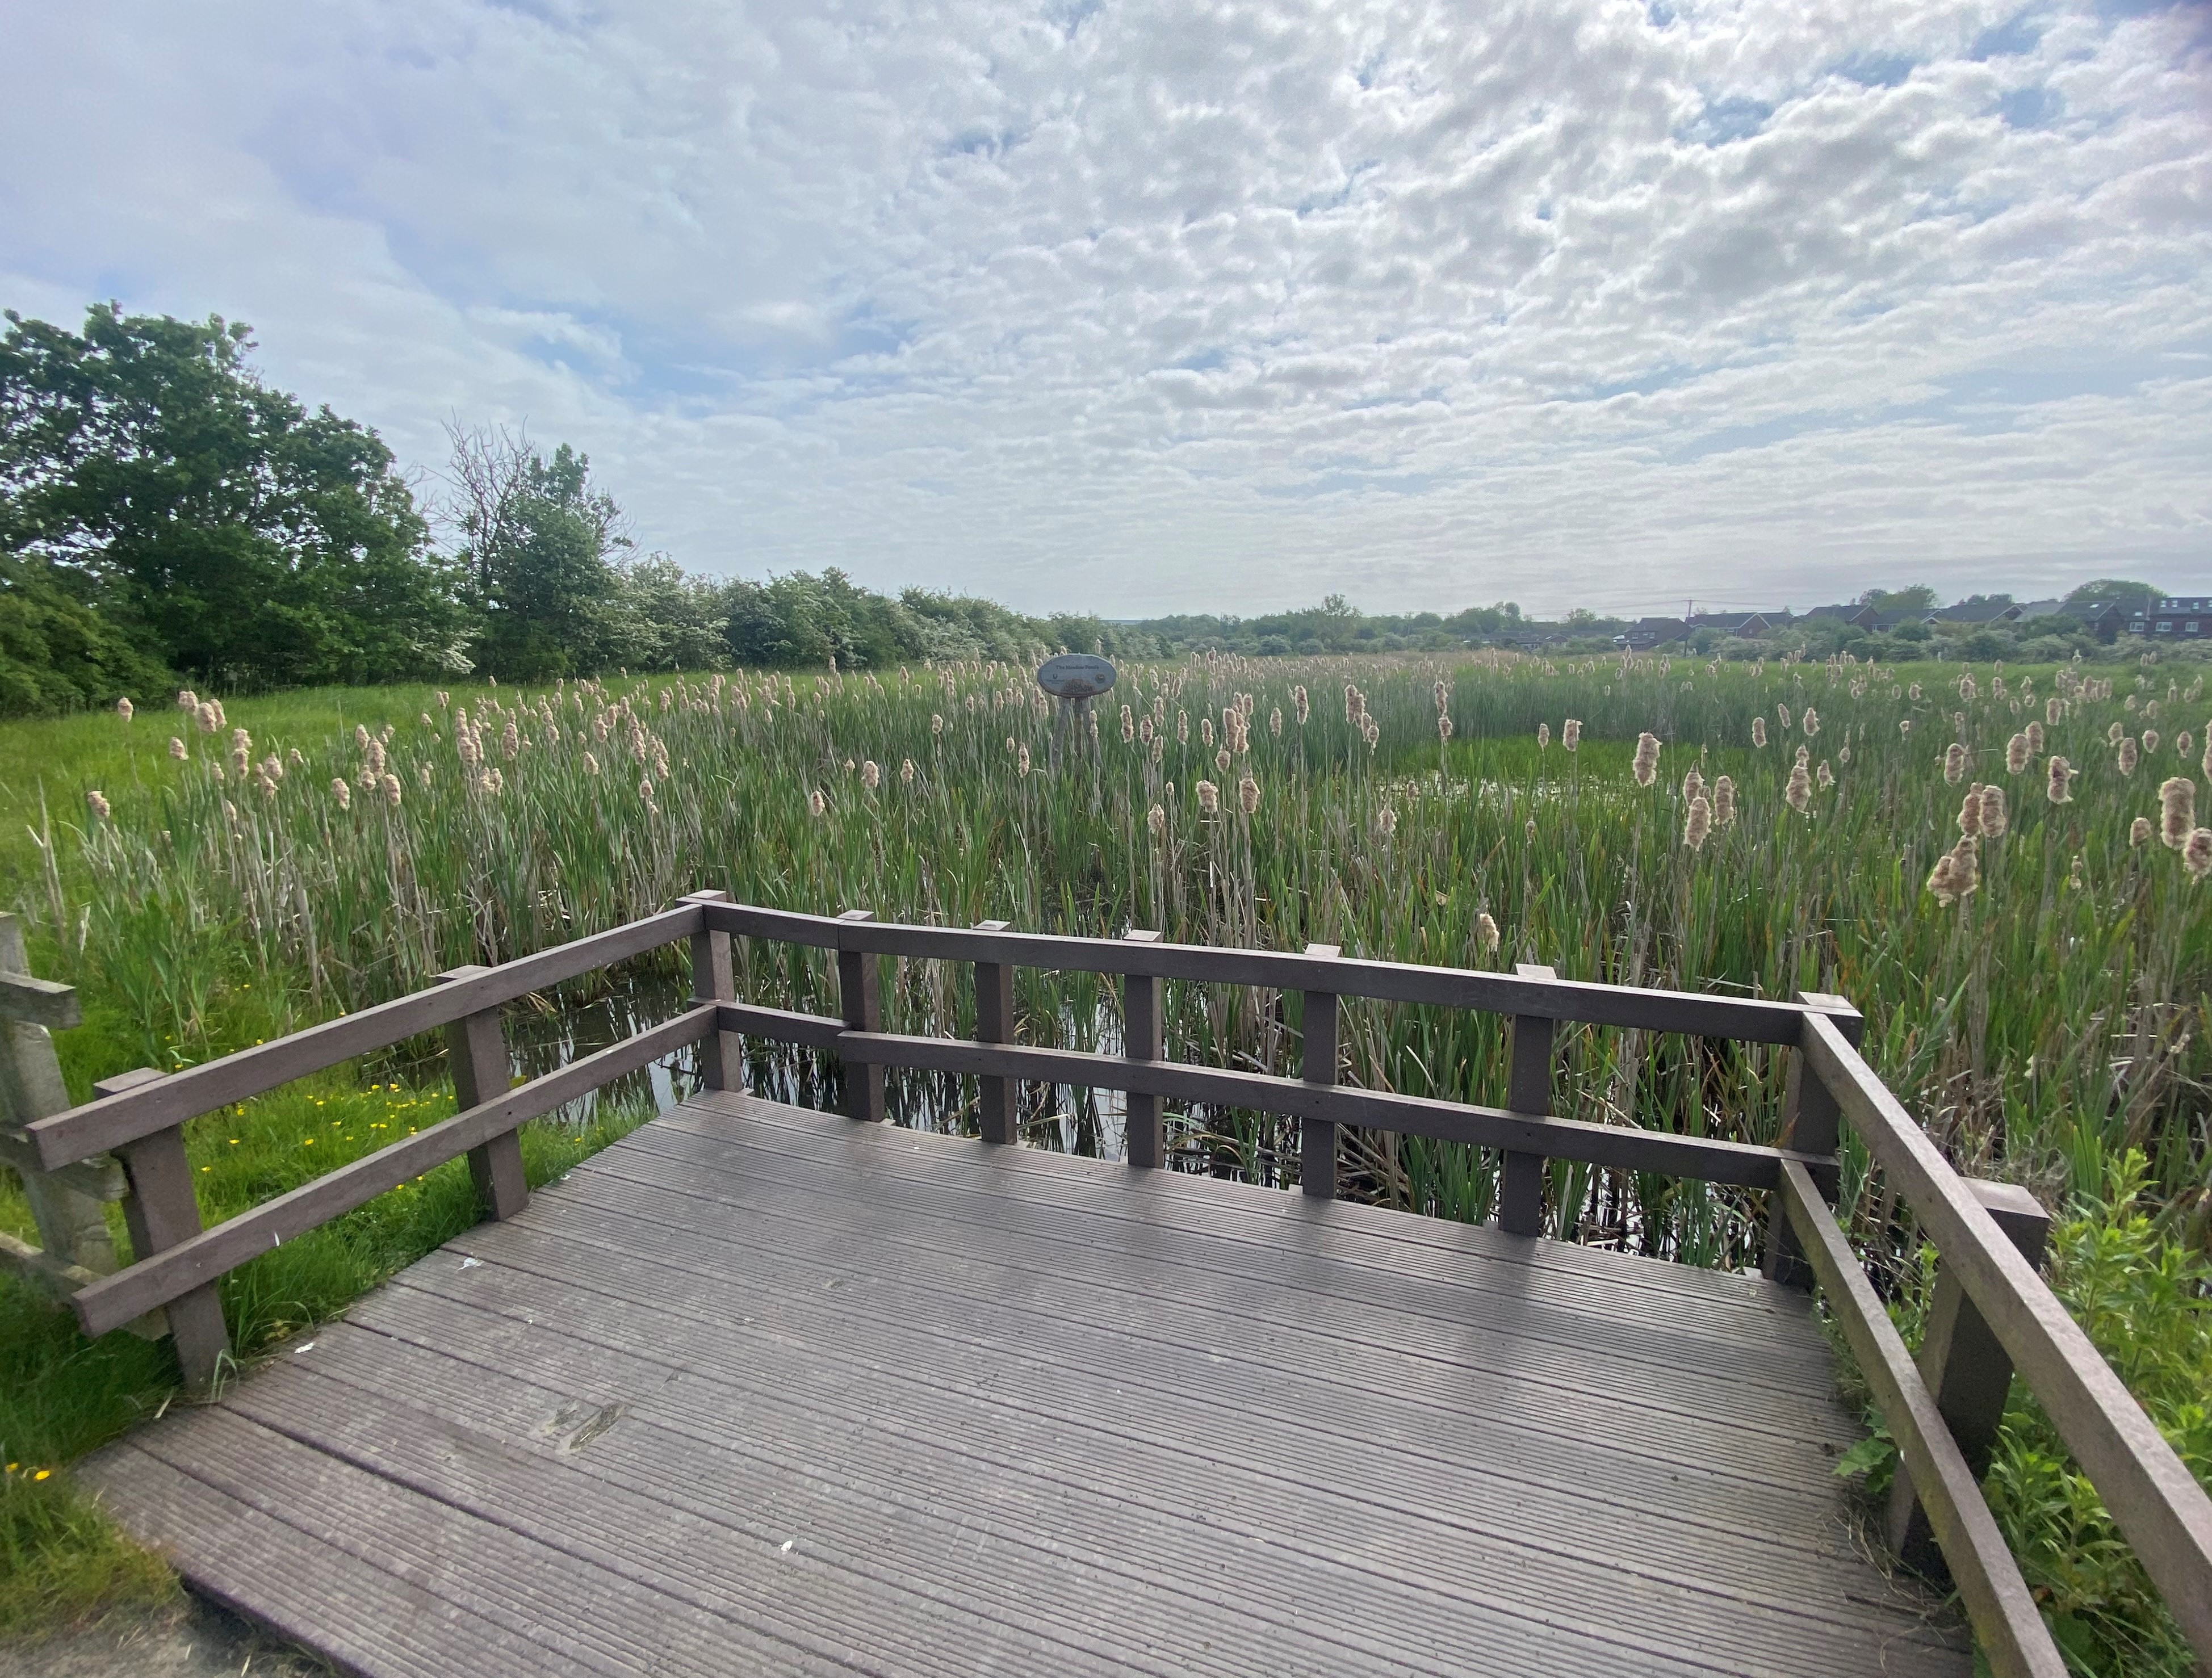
1270,707,1283,737
1816,761,1833,791
2108,721,2125,745
1200,716,1214,748
1120,706,1134,743
1562,719,1581,752
2131,816,2154,846
86,789,110,820
2118,737,2139,775
861,760,881,790
1926,851,1959,907
1838,744,1851,765
1239,775,1260,815
1713,774,1736,826
1751,716,1767,749
1632,732,1660,786
2026,720,2044,755
1524,817,1537,840
330,777,351,809
1979,783,2007,837
175,688,196,711
1147,803,1167,837
1376,804,1398,837
2177,731,2192,758
1684,795,1712,849
1777,703,1792,731
1786,762,1812,812
168,736,187,761
2160,778,2195,849
1438,713,1453,742
1943,742,1966,783
1537,723,1551,750
1293,686,1309,725
1958,787,1983,837
1196,779,1220,814
901,758,915,784
1214,746,1231,773
2047,756,2073,804
1794,744,1809,770
807,788,826,817
115,697,133,722
1016,745,1031,777
2006,733,2030,774
1476,912,1501,955
2142,729,2160,754
380,773,402,807
1800,707,1819,739
1948,834,1980,899
1958,674,1978,702
1899,718,1913,737
2184,828,2212,880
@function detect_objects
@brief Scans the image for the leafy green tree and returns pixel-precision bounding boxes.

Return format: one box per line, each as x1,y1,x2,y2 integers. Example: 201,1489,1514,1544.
1856,584,1941,611
2064,580,2163,610
1,304,462,695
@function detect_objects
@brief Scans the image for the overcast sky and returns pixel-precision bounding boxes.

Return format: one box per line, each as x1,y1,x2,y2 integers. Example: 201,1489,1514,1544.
4,2,2207,617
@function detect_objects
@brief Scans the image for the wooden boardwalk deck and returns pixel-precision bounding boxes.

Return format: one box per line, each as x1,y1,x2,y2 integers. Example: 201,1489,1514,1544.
81,1090,1968,1677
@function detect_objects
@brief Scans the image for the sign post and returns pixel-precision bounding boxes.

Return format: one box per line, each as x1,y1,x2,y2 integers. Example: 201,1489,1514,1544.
1036,653,1117,769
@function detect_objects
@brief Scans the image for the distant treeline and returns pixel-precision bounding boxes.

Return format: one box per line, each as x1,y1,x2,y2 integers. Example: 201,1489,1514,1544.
0,303,2183,717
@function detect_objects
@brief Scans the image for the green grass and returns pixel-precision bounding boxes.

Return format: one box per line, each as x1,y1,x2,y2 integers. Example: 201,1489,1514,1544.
2,651,2209,1665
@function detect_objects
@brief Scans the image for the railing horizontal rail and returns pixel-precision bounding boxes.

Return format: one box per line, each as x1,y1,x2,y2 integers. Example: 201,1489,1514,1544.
68,1004,719,1337
822,1025,1815,1188
718,1000,845,1051
1802,1012,2212,1663
1778,1161,2065,1678
30,905,706,1169
703,902,1824,1044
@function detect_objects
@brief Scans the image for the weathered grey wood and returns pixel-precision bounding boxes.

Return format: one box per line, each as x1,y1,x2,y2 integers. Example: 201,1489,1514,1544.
836,1028,1810,1188
1778,1160,2065,1678
0,913,118,1276
1764,991,1864,1287
1802,1010,2212,1664
1121,929,1164,1169
69,1008,718,1337
1299,943,1340,1199
834,909,886,1123
973,920,1017,1144
0,968,82,1029
1500,963,1556,1237
32,903,707,1168
684,890,738,1092
717,1000,844,1051
1886,1180,2052,1574
699,901,1815,1042
101,1076,230,1393
439,967,526,1222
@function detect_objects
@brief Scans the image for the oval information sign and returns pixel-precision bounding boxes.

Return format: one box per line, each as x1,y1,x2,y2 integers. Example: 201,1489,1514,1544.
1037,653,1118,700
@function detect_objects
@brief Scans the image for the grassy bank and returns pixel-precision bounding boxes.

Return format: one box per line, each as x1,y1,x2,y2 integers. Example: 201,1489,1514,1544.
2,647,2209,1666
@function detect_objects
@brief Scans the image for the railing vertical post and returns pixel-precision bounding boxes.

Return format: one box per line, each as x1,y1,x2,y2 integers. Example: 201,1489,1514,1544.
682,891,737,1093
1122,930,1164,1169
1765,991,1863,1287
836,909,886,1123
973,920,1016,1144
99,1067,229,1395
1499,965,1556,1236
1885,1179,2052,1576
1300,944,1340,1199
438,967,526,1221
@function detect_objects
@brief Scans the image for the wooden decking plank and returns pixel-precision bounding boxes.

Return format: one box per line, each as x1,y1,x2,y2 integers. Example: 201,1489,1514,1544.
546,1142,1856,1450
236,1337,1520,1678
77,1442,573,1678
633,1104,1833,1378
310,1297,1948,1678
372,1231,1965,1671
669,1093,1823,1339
117,1403,872,1678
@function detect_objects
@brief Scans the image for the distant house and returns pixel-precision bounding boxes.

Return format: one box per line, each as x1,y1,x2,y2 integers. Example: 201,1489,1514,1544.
1616,616,1689,649
2126,596,2212,641
2076,601,2131,643
1685,610,1787,638
2010,599,2066,624
1931,600,2022,626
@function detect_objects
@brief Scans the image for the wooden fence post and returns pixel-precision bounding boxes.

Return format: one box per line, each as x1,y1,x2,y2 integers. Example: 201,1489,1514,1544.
0,913,119,1277
682,891,737,1093
1765,991,1863,1287
1885,1178,2052,1577
1122,930,1165,1169
436,967,527,1221
1498,964,1556,1236
99,1067,231,1395
836,910,886,1122
1300,945,1340,1199
973,920,1016,1144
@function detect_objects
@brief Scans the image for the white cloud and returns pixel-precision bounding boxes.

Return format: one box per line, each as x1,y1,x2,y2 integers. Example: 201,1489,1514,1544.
3,0,2207,616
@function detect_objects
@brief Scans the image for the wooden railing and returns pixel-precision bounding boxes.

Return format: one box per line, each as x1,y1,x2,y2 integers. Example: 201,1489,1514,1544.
23,895,2212,1676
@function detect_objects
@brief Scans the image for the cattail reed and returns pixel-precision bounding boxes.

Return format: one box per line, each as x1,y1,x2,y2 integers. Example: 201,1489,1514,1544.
1196,779,1220,815
1683,795,1712,849
1958,787,1983,837
2118,737,2138,775
1801,708,1819,739
2160,778,2195,850
1786,761,1812,812
2143,729,2160,755
2131,816,2154,846
2184,828,2212,881
1239,775,1260,815
2109,721,2125,745
1270,707,1282,737
861,760,881,790
1751,716,1767,749
1632,732,1660,786
1979,784,2007,838
1376,804,1398,837
1713,774,1736,826
1681,767,1704,804
1216,748,1231,774
168,736,187,761
807,788,826,818
1146,804,1166,838
1562,719,1581,751
1475,912,1500,955
1816,761,1833,791
1438,713,1453,742
1537,723,1551,750
1899,719,1912,737
330,778,351,810
1945,742,1966,783
1293,686,1309,725
85,790,110,820
379,773,402,807
2006,733,2030,774
2047,756,2073,804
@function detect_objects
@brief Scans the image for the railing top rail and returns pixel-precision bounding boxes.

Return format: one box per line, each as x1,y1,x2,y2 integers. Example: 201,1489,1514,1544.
704,901,1851,1045
1801,1010,2212,1664
28,904,706,1170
